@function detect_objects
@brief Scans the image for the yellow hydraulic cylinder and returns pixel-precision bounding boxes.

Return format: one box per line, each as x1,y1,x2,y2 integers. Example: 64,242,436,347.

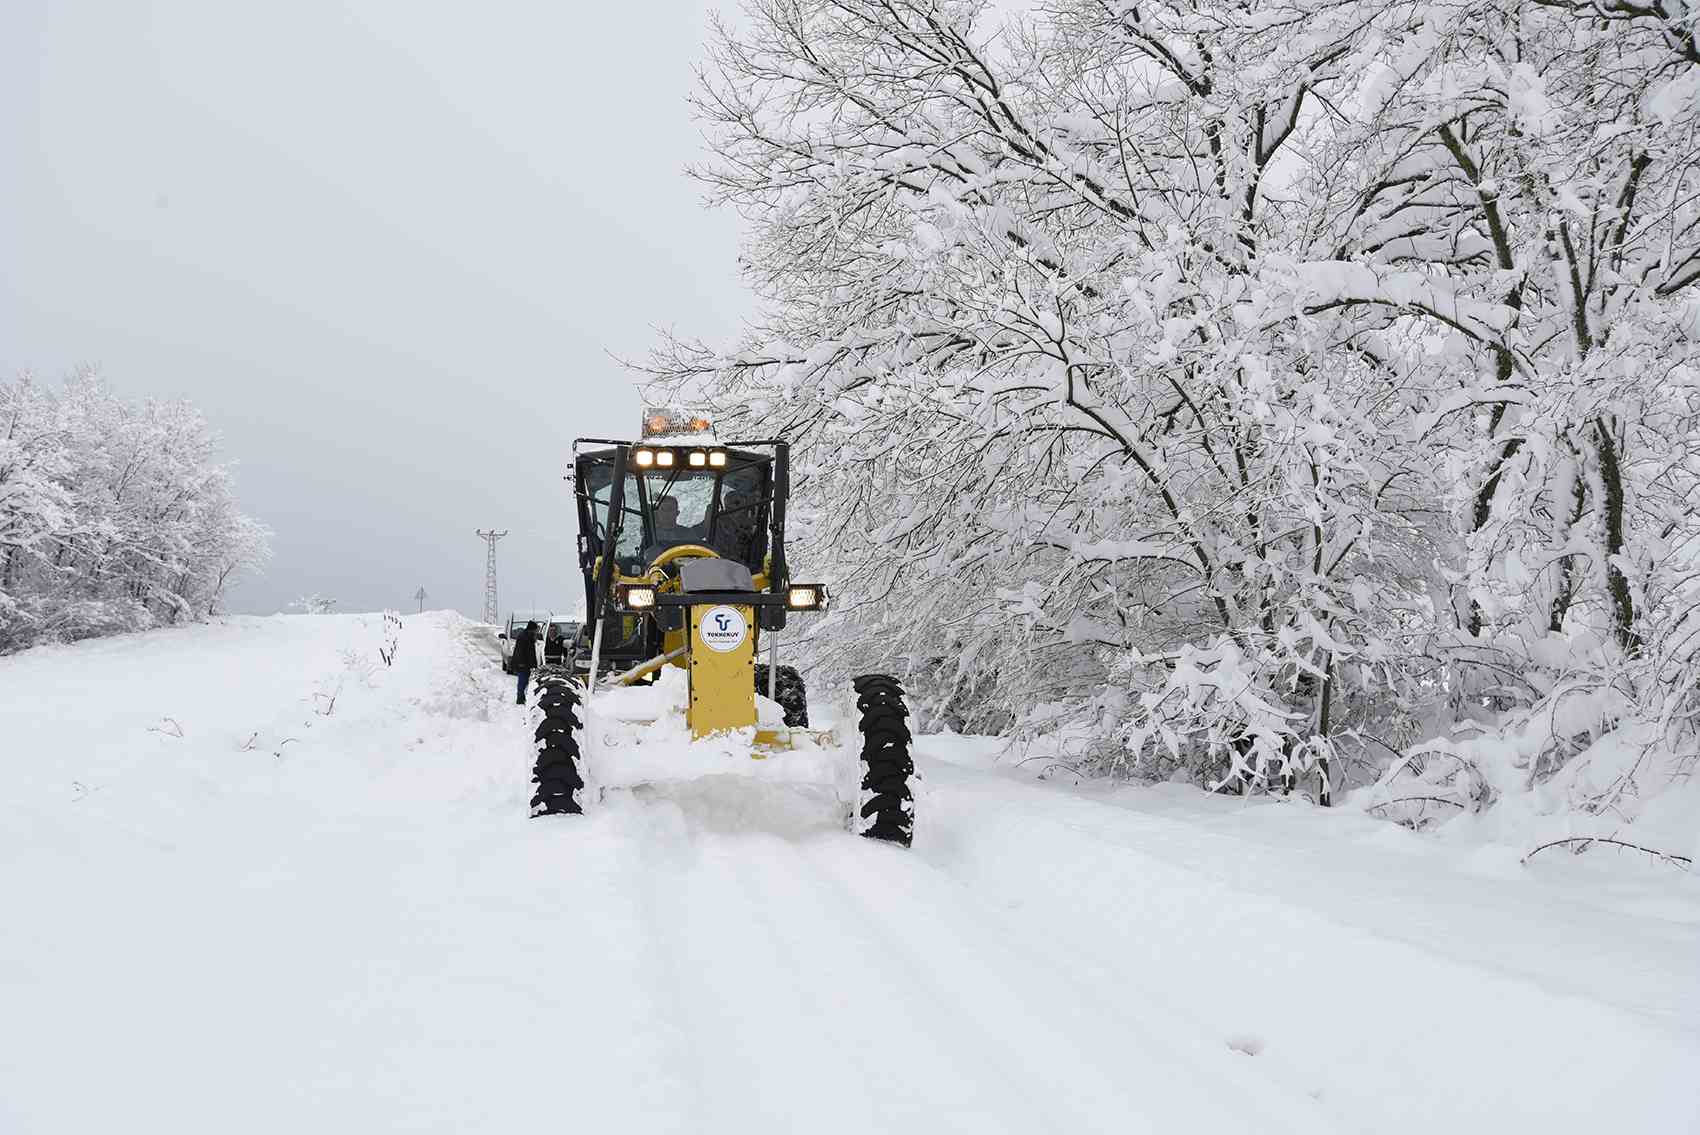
687,603,758,738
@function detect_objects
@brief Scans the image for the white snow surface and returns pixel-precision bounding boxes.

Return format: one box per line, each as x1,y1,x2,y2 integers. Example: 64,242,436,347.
3,612,1697,1134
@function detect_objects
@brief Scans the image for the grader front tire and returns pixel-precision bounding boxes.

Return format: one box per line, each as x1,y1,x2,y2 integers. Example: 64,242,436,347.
853,674,914,847
530,676,584,817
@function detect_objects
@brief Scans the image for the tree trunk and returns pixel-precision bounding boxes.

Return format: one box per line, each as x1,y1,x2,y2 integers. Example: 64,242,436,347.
1593,418,1640,654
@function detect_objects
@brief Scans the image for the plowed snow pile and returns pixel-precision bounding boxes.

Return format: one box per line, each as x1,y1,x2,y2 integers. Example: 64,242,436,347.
3,613,1697,1133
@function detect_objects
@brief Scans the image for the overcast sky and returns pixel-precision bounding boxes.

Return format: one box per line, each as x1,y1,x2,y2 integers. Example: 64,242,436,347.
2,1,751,619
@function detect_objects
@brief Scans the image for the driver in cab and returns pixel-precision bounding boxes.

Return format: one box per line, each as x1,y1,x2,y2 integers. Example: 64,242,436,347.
651,495,705,555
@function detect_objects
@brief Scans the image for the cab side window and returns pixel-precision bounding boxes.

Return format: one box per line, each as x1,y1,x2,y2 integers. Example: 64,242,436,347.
714,466,768,569
584,463,647,569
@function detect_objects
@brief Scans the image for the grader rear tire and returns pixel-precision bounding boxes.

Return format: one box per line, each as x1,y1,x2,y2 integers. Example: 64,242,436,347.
853,674,914,847
754,664,809,727
530,676,584,817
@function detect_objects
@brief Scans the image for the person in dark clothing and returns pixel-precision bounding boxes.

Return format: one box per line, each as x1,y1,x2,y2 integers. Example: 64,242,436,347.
510,620,540,704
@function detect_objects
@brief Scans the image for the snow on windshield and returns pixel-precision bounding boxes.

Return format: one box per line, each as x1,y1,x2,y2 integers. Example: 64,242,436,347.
647,471,715,528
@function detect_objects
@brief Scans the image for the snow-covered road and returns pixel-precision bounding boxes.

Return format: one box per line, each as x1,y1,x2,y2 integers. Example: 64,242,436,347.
4,613,1696,1133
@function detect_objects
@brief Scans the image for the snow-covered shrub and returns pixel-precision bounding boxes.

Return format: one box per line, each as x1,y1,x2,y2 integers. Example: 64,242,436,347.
379,609,402,667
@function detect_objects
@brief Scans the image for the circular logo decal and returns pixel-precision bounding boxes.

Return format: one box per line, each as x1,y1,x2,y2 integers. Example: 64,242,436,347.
699,605,748,653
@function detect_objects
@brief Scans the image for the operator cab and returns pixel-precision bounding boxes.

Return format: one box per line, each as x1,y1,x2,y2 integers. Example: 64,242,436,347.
571,409,791,669
576,449,771,580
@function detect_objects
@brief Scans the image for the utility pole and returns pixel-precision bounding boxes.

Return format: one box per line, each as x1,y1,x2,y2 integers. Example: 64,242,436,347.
413,586,428,614
475,530,508,625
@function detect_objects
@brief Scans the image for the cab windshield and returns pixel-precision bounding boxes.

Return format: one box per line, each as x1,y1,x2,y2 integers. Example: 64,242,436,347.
578,449,771,576
645,469,716,553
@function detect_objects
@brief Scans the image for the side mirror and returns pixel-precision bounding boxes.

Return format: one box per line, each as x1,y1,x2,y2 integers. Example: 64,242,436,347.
497,632,507,639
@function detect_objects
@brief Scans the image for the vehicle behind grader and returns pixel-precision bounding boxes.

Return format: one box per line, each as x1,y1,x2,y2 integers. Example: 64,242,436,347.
527,409,915,846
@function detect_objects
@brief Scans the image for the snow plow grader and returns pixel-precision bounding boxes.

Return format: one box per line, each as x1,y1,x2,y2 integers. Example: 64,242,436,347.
527,409,915,846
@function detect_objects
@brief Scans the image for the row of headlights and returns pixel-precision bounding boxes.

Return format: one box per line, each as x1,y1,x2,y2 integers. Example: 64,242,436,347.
632,447,728,469
616,584,827,613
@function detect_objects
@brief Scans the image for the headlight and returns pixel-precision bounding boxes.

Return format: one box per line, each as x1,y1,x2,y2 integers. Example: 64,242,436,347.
786,585,826,610
688,450,708,468
633,449,655,468
620,585,656,610
656,449,676,467
708,450,728,467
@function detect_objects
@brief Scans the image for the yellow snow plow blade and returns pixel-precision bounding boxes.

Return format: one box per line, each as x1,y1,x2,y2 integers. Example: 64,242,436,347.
687,602,758,739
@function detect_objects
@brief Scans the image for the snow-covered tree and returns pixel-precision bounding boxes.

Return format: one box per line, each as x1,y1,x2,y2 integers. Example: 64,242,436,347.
650,0,1698,834
0,375,74,620
650,0,1438,795
1293,0,1700,821
0,370,271,652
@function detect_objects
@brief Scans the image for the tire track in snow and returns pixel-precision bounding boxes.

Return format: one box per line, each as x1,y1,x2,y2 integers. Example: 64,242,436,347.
715,833,1062,1134
596,799,723,1131
608,811,1089,1134
616,816,945,1134
802,836,1346,1135
570,775,1341,1133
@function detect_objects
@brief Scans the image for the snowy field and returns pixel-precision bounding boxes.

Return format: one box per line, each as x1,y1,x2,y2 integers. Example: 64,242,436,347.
3,612,1697,1134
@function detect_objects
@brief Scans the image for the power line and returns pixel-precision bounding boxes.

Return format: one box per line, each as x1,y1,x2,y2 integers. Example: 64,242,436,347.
475,530,508,625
